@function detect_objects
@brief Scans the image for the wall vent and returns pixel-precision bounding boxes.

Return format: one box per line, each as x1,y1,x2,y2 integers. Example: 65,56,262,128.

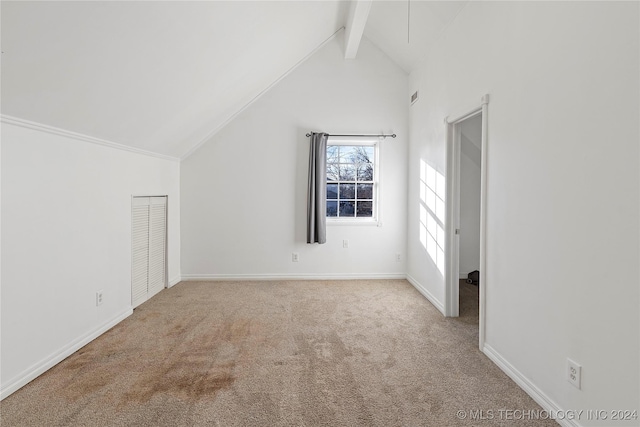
410,91,419,105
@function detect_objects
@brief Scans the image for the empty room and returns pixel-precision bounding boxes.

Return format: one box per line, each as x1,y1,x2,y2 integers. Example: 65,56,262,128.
1,1,638,426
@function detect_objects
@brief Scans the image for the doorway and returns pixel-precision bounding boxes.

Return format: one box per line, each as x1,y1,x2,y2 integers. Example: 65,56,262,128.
444,95,489,349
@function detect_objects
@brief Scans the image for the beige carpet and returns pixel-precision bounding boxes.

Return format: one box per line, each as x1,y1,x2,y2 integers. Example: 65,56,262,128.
0,280,556,426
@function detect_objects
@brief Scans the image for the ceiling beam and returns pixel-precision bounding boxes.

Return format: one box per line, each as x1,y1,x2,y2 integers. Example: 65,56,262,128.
344,0,373,59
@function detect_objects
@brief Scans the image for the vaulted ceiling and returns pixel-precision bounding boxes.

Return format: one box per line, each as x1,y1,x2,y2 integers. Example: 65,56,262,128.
365,0,467,72
1,1,467,159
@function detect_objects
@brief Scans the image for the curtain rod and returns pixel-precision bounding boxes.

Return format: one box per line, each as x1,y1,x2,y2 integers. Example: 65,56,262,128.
305,133,396,138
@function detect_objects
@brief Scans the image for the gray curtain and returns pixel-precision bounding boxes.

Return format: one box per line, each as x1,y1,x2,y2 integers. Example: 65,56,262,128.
307,132,328,244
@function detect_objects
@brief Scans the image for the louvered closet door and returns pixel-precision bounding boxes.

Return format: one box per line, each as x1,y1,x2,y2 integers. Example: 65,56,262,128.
131,196,167,308
132,197,150,308
147,197,167,299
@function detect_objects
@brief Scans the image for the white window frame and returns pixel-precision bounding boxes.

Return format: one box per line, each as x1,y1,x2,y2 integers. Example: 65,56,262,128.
326,137,381,226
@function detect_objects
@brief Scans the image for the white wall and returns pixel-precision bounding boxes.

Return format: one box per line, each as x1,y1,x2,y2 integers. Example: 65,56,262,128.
181,35,408,279
0,121,181,398
459,129,481,278
408,2,639,425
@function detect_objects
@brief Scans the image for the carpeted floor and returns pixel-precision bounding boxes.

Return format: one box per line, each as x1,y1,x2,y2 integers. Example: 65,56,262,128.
0,280,557,426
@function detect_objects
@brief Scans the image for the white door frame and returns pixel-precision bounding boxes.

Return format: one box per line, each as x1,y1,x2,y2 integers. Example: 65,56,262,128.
444,94,489,350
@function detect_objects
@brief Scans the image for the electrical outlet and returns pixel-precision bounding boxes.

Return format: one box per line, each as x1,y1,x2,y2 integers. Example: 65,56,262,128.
292,253,299,262
343,240,349,249
567,358,581,389
396,253,402,262
96,290,103,306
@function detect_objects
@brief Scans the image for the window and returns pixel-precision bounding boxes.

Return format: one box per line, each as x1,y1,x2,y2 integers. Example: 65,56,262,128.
326,140,378,220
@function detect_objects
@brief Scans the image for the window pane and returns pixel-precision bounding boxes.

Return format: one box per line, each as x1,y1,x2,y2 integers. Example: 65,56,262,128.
327,201,338,217
339,201,355,217
356,201,372,217
327,164,339,181
347,146,373,164
339,183,355,198
357,163,373,181
339,146,358,162
358,146,374,163
357,183,373,199
339,164,356,180
326,146,339,163
327,184,338,199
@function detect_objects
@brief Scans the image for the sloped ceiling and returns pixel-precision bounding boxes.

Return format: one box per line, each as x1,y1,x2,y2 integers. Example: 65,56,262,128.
365,0,468,73
1,1,349,159
1,1,467,159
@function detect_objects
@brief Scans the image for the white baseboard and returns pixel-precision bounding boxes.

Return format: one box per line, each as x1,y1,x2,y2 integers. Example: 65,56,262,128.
482,344,579,427
405,274,446,315
0,308,133,401
168,276,181,287
181,273,406,281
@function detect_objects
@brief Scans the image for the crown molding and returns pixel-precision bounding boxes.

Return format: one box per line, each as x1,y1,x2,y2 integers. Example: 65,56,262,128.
1,115,180,162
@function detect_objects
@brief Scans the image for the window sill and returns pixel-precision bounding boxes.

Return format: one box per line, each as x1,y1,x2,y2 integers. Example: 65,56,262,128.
327,219,381,227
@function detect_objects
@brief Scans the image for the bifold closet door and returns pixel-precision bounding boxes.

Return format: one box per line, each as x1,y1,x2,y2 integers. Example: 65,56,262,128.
132,198,150,308
131,196,167,308
147,197,167,299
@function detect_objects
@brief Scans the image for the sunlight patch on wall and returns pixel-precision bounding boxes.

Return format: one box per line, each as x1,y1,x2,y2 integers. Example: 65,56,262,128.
419,160,446,275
